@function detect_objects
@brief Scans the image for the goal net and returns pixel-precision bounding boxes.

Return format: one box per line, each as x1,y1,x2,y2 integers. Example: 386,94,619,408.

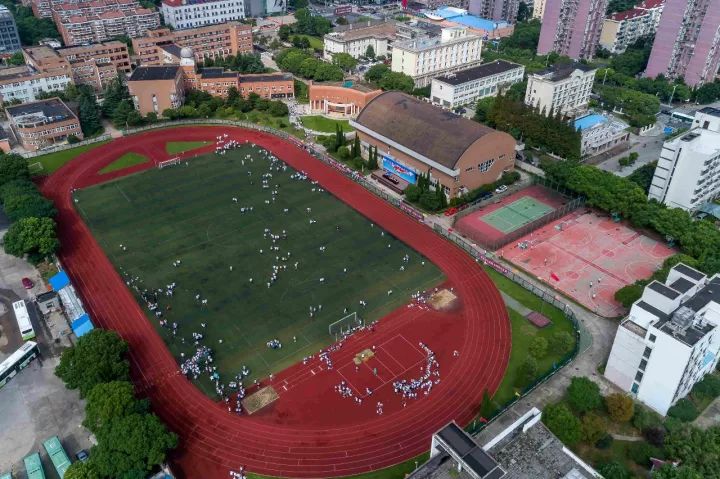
158,157,181,169
329,311,363,340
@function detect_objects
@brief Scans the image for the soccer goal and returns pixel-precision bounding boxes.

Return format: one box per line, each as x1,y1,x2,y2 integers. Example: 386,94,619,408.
28,162,43,174
158,157,181,169
329,311,364,340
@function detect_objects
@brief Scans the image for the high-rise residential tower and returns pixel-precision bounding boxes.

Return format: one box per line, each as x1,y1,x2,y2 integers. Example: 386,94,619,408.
644,0,720,87
536,0,609,60
467,0,519,22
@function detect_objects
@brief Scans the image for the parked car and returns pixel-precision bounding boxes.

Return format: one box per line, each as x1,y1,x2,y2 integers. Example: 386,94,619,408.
21,277,34,289
76,450,89,462
495,185,508,194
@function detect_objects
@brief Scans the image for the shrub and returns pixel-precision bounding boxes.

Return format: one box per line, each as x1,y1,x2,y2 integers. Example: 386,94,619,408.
518,355,538,385
550,331,574,354
667,398,699,422
67,134,81,144
581,412,607,444
567,377,602,413
598,461,630,479
626,441,660,467
542,403,582,446
632,404,662,431
692,374,720,400
643,426,666,446
528,336,548,358
606,393,635,422
337,146,350,160
404,184,421,202
595,434,613,449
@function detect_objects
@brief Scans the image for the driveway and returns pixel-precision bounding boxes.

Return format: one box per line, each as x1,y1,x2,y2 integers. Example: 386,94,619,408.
595,130,665,178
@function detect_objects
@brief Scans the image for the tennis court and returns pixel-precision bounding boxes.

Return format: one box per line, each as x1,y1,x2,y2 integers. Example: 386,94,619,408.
481,197,555,233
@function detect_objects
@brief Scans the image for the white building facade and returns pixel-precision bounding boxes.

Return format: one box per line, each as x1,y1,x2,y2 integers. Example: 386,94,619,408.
605,264,720,416
648,122,720,211
0,66,72,104
161,0,245,29
573,112,630,156
391,27,483,87
524,62,595,117
430,59,524,109
323,21,397,60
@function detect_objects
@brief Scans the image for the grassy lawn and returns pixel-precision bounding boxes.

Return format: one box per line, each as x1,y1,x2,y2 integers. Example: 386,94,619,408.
76,146,444,397
300,115,354,133
577,439,664,478
480,266,577,411
292,34,324,50
29,140,110,175
99,152,149,174
166,141,212,155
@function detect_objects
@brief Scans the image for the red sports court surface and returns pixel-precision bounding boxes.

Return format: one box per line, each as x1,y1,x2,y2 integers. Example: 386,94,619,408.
454,185,566,245
499,210,676,317
40,126,510,478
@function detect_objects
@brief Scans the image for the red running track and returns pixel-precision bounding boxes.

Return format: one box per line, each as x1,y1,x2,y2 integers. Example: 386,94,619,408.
41,126,510,479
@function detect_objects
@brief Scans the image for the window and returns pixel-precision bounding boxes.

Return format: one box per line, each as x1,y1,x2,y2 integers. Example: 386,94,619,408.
639,359,647,370
643,346,652,358
631,382,639,394
635,371,644,382
649,334,656,343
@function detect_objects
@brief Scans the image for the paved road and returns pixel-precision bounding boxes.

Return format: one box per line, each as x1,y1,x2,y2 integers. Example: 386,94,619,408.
595,129,665,178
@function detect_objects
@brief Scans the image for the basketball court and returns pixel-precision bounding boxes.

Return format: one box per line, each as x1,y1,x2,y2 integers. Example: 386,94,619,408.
454,185,568,247
500,210,676,317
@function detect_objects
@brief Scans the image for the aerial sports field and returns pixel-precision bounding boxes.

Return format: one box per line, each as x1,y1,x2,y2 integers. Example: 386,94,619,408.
41,125,511,478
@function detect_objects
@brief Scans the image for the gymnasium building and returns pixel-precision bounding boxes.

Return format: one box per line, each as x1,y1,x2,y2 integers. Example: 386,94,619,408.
351,91,516,198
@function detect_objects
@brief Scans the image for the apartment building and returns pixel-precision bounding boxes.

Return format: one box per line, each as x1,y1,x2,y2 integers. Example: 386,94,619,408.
532,0,546,19
6,98,83,151
467,0,519,22
648,125,720,211
53,1,160,46
24,42,131,92
431,59,524,109
524,62,595,118
351,91,515,198
160,0,245,30
323,21,398,60
391,27,483,87
644,0,720,87
0,65,72,104
605,263,720,415
537,0,608,60
127,65,184,116
599,0,664,54
0,6,21,54
132,22,253,65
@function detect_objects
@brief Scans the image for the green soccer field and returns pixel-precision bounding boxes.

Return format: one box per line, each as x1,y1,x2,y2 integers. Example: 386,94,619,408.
75,145,444,396
481,197,554,233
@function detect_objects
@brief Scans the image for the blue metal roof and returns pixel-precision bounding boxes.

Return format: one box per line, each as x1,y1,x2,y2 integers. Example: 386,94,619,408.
432,7,508,30
71,314,94,337
49,271,70,291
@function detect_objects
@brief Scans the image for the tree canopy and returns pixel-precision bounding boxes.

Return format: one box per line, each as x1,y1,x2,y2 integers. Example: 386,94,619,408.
332,52,358,72
293,8,331,37
276,48,344,81
567,377,602,413
0,153,30,185
55,329,130,398
663,426,720,477
84,381,149,433
542,403,582,445
3,216,59,261
605,393,635,422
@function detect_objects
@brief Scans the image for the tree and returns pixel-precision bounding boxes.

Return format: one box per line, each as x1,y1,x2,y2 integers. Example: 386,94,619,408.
3,216,59,261
550,331,574,354
691,373,720,400
598,461,630,479
605,393,635,422
2,192,56,221
567,376,602,413
7,51,24,66
78,91,103,136
542,403,582,445
92,413,178,478
528,336,548,358
102,77,130,116
278,24,292,41
474,97,495,124
0,153,30,185
667,398,700,422
516,1,530,21
367,145,378,170
55,329,130,398
519,355,538,383
337,146,350,160
653,465,703,479
379,71,415,93
364,63,390,83
335,16,348,25
581,412,607,444
332,52,358,72
112,100,135,128
84,381,149,433
365,45,375,60
351,135,360,158
664,425,720,476
65,461,102,479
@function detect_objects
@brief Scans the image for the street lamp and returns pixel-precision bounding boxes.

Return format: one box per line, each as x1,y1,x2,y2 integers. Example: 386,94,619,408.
668,84,678,105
